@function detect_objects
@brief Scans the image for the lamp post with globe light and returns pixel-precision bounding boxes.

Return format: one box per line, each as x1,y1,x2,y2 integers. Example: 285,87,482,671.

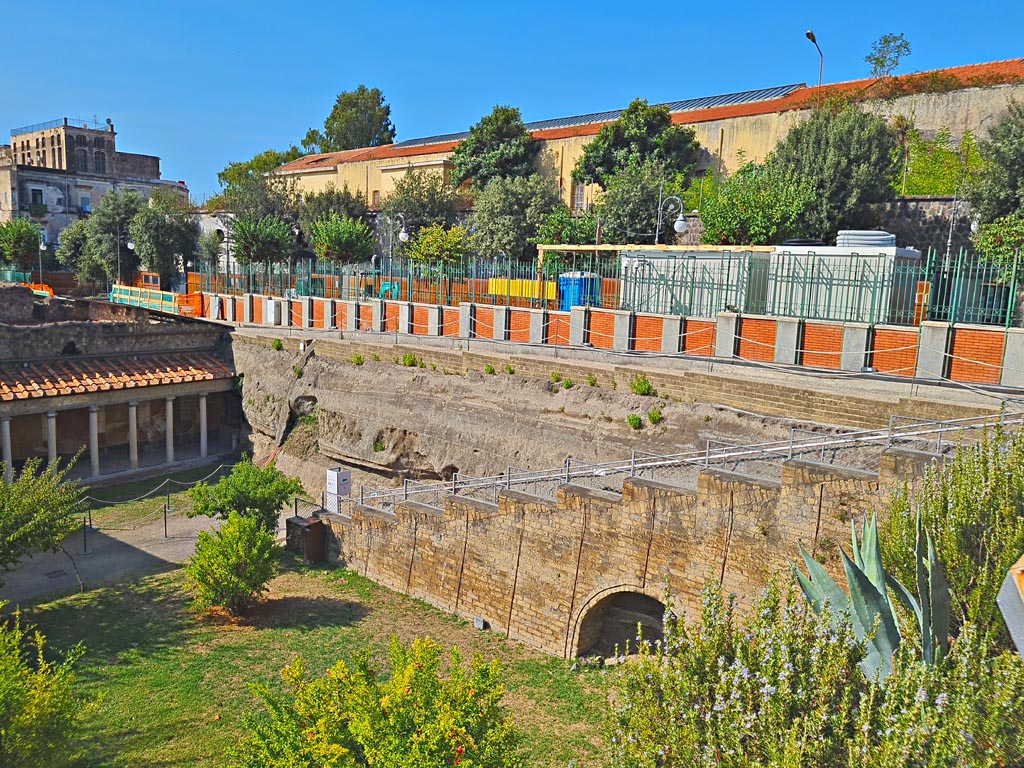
654,188,688,245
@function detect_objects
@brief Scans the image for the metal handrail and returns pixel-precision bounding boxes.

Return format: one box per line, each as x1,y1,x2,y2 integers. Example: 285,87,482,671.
333,411,1021,515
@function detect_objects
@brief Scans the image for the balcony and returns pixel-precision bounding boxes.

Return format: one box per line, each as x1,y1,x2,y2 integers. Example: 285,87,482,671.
28,203,48,216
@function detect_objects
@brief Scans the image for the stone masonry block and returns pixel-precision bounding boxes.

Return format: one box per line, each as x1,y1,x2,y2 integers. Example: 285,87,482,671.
841,323,870,371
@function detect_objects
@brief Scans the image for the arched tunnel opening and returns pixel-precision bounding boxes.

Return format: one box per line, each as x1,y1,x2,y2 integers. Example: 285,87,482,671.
576,591,664,658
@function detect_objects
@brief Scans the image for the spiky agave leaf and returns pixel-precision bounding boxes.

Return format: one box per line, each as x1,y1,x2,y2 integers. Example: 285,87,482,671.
841,548,901,681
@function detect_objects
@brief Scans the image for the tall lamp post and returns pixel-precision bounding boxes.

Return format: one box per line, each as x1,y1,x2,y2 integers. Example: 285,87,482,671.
654,187,688,245
806,30,824,108
38,239,46,283
385,213,410,263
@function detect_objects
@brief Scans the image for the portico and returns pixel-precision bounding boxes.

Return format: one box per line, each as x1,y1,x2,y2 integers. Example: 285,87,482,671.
1,353,236,482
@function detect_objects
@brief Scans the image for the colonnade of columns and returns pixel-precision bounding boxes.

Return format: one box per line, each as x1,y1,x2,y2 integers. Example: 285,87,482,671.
1,393,210,482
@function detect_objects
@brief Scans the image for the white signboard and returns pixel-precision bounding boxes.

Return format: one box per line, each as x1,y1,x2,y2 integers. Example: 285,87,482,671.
325,468,352,513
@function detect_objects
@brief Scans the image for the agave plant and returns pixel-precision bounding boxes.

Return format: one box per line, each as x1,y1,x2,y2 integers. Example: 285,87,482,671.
794,512,950,681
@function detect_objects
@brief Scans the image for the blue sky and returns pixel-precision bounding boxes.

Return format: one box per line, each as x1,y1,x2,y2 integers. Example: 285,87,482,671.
5,1,1021,199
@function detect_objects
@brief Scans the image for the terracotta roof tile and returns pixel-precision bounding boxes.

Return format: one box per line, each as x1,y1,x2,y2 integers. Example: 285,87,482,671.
0,353,234,402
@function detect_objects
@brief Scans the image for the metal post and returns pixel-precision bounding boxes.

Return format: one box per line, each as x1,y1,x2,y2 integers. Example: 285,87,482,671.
452,473,458,496
163,502,168,539
403,478,408,500
506,466,512,489
565,457,571,483
630,450,636,477
360,485,364,505
81,517,88,554
788,428,795,460
705,440,711,467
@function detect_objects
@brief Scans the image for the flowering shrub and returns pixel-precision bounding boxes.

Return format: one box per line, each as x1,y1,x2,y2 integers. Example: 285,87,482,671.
0,602,84,767
608,583,1024,767
231,636,518,768
883,426,1024,648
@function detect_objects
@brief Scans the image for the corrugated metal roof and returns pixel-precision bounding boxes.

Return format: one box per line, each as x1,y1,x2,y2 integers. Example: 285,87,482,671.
390,83,805,150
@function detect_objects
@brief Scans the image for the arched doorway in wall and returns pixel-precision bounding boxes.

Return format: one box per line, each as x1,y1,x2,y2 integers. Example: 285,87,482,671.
574,590,665,658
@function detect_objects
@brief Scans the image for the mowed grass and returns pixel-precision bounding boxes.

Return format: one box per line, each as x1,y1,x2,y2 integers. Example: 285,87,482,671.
84,464,234,529
25,558,611,767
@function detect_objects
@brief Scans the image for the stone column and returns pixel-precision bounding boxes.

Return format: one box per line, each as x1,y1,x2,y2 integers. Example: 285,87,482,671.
1,417,12,483
46,411,57,465
88,406,100,478
127,401,139,470
165,397,175,464
199,394,208,458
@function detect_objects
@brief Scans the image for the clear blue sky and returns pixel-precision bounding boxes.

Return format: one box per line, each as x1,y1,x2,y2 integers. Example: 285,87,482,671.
5,1,1021,200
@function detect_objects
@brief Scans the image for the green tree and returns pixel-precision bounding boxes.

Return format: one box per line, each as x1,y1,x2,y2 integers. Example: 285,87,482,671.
184,512,279,615
230,215,295,267
573,98,701,189
197,229,224,271
0,458,84,585
309,212,375,263
865,32,912,78
405,223,475,264
0,602,84,768
186,457,303,531
594,158,667,245
471,173,561,260
231,636,519,768
968,100,1024,224
972,214,1024,270
214,147,302,196
769,104,899,240
301,85,396,154
208,165,300,223
699,162,813,245
55,219,103,284
129,189,199,289
0,218,43,270
82,188,146,280
298,184,368,243
381,169,465,242
451,106,539,188
882,427,1024,647
532,205,599,246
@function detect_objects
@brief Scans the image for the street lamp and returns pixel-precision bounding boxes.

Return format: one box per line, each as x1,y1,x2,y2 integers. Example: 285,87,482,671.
654,188,687,245
384,213,409,263
806,30,824,108
38,239,46,283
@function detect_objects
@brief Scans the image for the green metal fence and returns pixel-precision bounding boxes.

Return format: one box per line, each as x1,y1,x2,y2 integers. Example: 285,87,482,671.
1,268,32,283
193,247,1023,328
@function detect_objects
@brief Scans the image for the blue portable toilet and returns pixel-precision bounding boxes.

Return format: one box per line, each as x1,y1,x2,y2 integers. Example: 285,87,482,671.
558,272,601,311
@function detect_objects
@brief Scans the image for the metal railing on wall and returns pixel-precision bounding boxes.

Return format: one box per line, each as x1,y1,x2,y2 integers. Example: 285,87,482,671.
190,247,1023,328
322,411,1020,517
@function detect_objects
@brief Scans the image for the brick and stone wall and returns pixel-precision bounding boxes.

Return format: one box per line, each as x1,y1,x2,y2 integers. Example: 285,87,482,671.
315,448,931,658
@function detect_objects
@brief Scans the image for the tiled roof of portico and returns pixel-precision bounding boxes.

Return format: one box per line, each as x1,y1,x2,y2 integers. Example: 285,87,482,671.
0,353,234,401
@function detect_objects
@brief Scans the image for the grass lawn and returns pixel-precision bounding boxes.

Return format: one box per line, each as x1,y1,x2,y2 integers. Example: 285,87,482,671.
26,558,611,767
83,464,234,529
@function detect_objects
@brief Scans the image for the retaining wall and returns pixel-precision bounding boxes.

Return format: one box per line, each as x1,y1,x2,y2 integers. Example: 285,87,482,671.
210,294,1022,389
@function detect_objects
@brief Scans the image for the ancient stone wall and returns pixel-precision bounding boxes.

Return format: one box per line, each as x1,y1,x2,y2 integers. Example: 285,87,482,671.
0,312,226,362
317,449,930,658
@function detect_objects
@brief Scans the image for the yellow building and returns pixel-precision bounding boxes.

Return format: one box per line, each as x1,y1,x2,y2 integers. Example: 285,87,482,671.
275,59,1024,211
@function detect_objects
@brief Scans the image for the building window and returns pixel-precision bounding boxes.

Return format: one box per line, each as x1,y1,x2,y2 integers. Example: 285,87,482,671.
94,151,106,174
572,182,585,211
75,135,86,147
371,190,381,208
31,189,43,206
75,148,89,172
79,195,91,213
